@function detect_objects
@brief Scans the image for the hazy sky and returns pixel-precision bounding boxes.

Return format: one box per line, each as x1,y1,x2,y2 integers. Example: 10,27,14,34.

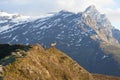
0,0,120,29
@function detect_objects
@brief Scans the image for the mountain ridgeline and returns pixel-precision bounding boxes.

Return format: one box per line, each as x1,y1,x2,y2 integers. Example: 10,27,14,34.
0,44,93,80
0,5,120,76
0,44,120,80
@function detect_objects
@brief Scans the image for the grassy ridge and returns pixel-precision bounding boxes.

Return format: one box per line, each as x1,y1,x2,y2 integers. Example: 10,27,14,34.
0,44,120,80
1,44,93,80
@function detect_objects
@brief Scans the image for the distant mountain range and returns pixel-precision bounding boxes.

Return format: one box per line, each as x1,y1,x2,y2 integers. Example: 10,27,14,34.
0,5,120,76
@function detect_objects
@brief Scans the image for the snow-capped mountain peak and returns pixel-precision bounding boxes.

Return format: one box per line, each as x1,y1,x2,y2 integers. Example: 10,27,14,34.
84,5,112,29
59,10,73,14
0,11,14,17
0,10,31,22
0,11,32,33
84,5,101,19
54,10,75,17
85,5,98,13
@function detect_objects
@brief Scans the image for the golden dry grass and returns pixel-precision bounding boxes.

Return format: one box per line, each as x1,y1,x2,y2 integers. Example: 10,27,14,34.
93,74,120,80
2,45,93,80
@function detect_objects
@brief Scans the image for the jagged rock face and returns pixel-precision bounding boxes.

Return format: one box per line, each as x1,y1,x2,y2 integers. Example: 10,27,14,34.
0,5,120,76
0,44,94,80
82,5,118,44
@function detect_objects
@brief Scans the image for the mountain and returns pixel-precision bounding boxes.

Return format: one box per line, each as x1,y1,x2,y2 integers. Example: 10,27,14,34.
0,44,93,80
0,44,120,80
0,11,32,33
0,5,120,76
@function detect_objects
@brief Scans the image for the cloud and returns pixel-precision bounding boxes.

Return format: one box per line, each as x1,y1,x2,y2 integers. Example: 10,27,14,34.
1,0,31,5
102,8,120,28
0,0,117,13
102,8,120,21
55,0,116,12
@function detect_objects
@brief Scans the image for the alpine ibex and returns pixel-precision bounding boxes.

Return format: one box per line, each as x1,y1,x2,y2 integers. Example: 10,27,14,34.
50,42,56,47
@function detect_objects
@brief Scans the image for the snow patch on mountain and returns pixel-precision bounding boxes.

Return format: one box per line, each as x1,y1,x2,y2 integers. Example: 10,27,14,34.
0,25,10,33
101,55,109,59
0,11,30,21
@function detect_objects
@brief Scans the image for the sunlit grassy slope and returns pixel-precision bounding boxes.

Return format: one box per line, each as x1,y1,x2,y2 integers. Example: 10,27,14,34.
0,44,93,80
0,44,120,80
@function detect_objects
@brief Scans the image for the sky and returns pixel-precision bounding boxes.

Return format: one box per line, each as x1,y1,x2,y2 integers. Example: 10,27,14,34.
0,0,120,29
